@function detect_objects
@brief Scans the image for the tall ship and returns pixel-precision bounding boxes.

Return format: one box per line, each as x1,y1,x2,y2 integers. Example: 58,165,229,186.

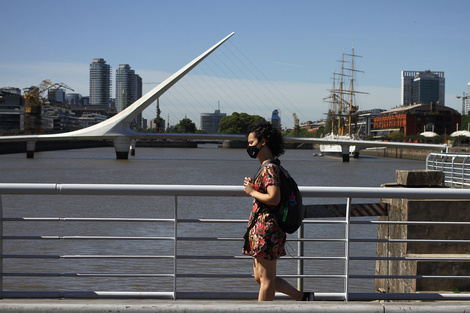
320,46,367,158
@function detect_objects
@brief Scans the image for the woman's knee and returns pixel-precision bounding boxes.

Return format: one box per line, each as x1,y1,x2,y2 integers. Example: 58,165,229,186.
254,257,276,285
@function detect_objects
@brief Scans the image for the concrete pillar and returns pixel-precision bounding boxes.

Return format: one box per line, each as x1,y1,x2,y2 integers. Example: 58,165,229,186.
352,146,360,158
130,139,136,156
113,137,131,160
26,141,36,159
376,170,470,293
341,145,350,162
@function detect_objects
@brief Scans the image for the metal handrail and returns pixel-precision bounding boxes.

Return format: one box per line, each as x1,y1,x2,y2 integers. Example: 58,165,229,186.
426,152,470,188
0,183,470,301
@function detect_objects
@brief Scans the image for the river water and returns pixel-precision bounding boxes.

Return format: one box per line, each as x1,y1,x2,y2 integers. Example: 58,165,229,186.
0,146,424,295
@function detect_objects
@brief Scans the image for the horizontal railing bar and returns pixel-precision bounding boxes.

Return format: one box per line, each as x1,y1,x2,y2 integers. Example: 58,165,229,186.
176,274,346,279
5,217,469,226
351,220,470,225
0,217,351,225
1,235,349,243
302,220,347,224
5,272,470,280
5,236,467,245
350,275,470,279
349,292,470,301
1,217,349,225
1,272,347,279
2,236,175,240
178,219,247,223
2,255,175,259
2,273,176,277
177,255,347,261
1,183,470,199
175,237,241,241
1,254,347,261
352,238,470,243
351,256,470,261
0,291,347,301
0,291,176,299
1,217,249,224
2,217,176,223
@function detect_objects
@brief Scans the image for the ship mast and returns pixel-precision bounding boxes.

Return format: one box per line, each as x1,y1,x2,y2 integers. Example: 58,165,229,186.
331,73,337,133
324,47,367,137
339,53,345,135
341,46,367,136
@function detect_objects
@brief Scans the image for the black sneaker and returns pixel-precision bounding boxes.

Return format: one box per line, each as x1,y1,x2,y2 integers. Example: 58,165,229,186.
302,292,314,301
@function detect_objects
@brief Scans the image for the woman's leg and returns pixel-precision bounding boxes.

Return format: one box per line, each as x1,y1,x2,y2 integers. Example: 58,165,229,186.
253,257,276,301
275,277,303,301
253,257,304,301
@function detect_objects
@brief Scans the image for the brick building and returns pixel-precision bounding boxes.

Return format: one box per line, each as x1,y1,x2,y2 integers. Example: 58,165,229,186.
372,103,460,137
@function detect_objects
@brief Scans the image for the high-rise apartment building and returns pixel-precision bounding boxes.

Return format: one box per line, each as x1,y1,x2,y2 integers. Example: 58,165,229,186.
89,58,111,107
116,64,142,114
116,64,143,127
200,109,226,133
401,70,445,106
271,109,281,129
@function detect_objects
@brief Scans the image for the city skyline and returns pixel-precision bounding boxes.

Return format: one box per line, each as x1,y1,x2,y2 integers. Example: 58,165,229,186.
1,0,469,128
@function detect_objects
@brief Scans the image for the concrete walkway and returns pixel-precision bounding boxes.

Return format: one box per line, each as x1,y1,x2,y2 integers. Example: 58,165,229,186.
0,300,469,312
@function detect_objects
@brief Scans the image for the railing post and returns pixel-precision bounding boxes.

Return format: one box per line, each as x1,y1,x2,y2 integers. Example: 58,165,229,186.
173,196,178,300
425,153,432,170
344,197,352,302
462,156,469,188
451,156,456,188
297,223,304,292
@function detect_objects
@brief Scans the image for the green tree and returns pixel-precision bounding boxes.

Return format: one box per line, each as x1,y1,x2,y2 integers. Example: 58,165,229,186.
462,115,470,131
218,112,265,134
174,117,197,133
388,131,404,142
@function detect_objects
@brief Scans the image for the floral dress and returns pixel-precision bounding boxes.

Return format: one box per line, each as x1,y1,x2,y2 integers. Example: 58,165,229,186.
242,163,286,260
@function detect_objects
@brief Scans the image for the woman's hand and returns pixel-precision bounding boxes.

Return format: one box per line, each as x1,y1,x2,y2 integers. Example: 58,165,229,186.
244,177,281,206
244,177,254,196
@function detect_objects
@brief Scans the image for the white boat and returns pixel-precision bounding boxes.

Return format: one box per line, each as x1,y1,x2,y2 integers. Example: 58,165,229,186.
319,134,359,158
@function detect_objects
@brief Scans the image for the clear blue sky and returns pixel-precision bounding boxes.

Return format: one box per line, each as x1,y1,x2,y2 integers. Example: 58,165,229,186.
1,0,469,128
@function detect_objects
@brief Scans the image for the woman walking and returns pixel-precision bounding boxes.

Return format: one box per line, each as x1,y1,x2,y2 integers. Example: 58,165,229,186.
242,120,314,301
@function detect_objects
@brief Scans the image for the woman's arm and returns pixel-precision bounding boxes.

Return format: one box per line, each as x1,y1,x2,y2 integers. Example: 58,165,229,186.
244,178,281,206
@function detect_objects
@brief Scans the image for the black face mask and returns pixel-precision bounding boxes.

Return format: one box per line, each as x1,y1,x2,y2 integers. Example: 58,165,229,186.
246,144,263,158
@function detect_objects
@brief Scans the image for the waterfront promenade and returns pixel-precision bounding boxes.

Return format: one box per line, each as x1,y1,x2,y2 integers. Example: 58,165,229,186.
0,300,469,313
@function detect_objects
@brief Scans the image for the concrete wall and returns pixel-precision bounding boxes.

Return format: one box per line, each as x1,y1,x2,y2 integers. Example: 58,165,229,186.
376,170,470,293
361,146,470,161
361,147,438,161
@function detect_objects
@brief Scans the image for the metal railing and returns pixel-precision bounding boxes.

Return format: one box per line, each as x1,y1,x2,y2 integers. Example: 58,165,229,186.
0,183,470,301
426,152,470,188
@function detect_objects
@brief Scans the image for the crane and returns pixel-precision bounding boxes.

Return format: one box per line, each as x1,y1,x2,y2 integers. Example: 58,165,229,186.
154,98,164,133
457,93,468,115
24,79,74,134
293,113,300,135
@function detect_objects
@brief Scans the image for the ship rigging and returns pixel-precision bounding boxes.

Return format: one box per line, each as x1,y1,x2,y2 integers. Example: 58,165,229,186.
320,46,368,159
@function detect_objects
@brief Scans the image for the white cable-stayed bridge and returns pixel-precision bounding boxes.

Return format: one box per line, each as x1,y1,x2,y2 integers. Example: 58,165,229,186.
0,32,446,161
138,38,309,131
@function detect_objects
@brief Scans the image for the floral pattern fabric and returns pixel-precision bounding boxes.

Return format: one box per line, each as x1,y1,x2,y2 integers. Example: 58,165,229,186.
242,163,286,260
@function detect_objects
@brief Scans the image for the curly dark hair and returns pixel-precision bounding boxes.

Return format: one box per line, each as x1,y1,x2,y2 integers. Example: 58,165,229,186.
246,120,285,158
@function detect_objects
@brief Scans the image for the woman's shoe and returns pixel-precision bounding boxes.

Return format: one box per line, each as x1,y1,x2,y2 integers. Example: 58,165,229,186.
302,292,314,301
